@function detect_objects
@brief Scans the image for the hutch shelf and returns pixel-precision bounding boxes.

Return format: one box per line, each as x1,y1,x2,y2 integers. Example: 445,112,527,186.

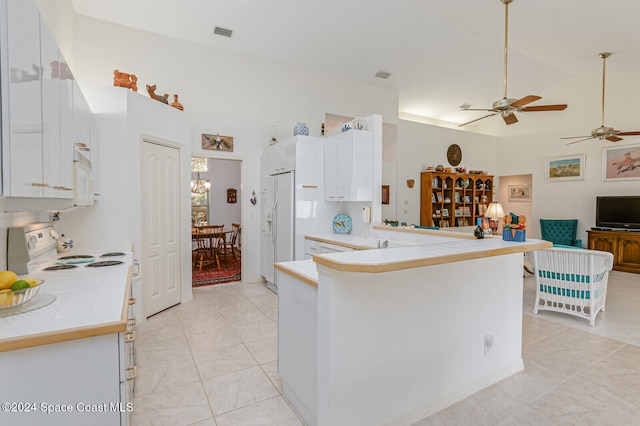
420,172,494,228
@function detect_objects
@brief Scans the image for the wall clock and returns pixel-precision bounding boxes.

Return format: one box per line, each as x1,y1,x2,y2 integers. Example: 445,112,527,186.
447,144,462,166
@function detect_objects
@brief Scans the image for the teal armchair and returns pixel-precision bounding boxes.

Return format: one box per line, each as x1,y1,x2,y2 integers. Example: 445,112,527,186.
539,219,583,248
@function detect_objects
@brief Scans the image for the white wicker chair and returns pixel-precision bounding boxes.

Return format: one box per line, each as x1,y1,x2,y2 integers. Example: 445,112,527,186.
531,248,614,326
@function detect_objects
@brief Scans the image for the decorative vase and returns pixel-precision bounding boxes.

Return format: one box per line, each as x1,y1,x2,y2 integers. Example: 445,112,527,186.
170,94,184,111
57,234,73,253
293,122,309,136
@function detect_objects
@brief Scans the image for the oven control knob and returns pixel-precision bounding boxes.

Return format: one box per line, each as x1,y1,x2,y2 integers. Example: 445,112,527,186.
28,235,38,249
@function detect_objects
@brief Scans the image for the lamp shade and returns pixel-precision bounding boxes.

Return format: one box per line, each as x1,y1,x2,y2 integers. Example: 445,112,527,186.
485,202,505,220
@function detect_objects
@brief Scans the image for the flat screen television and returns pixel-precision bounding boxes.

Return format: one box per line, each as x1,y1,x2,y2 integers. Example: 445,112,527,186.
596,196,640,230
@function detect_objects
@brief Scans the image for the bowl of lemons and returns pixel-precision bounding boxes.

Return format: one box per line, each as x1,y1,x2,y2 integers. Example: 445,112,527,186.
0,271,44,309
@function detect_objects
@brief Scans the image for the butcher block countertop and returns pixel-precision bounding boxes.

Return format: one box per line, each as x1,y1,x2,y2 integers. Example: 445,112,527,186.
0,254,133,352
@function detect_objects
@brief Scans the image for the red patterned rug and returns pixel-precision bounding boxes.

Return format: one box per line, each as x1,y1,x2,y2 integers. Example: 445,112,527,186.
192,255,241,287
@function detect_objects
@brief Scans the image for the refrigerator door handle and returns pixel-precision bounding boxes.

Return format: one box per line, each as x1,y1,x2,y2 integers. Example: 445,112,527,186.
272,200,277,245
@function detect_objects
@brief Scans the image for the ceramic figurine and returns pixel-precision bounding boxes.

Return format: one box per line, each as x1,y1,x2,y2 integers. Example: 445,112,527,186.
170,94,184,110
146,84,169,104
113,69,138,92
293,122,309,136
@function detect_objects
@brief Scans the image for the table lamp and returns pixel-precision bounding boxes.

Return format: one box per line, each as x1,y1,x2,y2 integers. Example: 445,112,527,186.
485,201,505,235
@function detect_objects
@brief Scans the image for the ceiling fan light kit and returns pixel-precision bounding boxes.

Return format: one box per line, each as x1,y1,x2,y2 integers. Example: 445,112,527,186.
458,0,567,128
562,52,640,145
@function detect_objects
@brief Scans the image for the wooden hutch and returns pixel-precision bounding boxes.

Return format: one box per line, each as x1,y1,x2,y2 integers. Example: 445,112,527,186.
420,172,494,228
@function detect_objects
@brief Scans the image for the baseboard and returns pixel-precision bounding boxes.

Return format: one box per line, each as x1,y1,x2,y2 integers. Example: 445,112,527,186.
282,381,316,426
387,359,525,426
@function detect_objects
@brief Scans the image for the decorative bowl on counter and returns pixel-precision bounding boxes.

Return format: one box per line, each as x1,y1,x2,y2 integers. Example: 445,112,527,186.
0,279,44,309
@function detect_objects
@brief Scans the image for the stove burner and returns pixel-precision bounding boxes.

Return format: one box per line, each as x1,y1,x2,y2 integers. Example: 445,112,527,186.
44,264,78,271
85,260,124,268
58,255,94,260
100,252,126,257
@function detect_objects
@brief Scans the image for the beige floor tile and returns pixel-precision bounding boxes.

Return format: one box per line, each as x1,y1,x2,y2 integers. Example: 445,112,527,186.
131,381,212,426
203,366,279,415
531,373,640,425
260,361,283,394
135,315,185,345
134,355,202,397
188,418,218,426
135,334,192,366
244,336,278,364
220,306,272,326
231,319,277,343
185,323,242,350
214,396,302,426
192,343,258,380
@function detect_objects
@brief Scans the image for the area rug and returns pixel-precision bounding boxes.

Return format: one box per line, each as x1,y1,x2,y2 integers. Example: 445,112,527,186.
192,256,241,287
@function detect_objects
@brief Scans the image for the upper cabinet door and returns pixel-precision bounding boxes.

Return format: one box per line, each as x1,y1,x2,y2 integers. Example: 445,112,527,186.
4,0,44,197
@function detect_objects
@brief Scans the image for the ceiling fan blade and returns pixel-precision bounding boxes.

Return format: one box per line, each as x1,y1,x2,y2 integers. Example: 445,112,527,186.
606,135,623,142
616,131,640,136
457,112,500,127
460,108,495,112
510,95,542,108
521,104,568,112
502,113,518,125
560,135,592,139
566,137,595,145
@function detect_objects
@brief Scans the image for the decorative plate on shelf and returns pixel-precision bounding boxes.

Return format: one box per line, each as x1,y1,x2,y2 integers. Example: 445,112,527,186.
332,214,353,234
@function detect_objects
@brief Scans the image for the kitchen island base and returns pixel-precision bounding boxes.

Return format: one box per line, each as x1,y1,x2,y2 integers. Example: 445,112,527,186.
278,253,526,426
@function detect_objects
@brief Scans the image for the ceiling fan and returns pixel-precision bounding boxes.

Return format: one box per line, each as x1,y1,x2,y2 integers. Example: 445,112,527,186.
458,0,567,127
561,52,640,145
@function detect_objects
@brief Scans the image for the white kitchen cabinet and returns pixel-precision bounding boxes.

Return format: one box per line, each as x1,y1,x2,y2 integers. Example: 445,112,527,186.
324,130,373,202
2,0,43,197
304,238,321,259
267,136,297,175
0,333,132,426
0,0,92,200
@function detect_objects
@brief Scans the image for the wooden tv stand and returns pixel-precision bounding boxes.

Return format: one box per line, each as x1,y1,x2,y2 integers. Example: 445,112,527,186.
587,229,640,274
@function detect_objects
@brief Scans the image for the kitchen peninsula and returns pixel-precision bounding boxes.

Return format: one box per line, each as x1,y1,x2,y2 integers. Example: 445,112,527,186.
276,228,551,426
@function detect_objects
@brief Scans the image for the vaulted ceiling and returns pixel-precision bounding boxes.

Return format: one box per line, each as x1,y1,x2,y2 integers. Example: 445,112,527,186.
72,0,640,127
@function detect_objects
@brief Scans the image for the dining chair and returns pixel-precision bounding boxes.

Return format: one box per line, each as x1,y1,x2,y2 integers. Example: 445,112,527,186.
225,223,241,260
193,225,226,270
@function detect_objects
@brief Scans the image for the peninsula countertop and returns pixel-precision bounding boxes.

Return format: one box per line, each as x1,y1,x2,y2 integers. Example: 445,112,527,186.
280,235,551,276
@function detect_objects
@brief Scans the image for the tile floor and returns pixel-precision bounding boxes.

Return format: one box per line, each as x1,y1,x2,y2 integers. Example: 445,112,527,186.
131,270,640,425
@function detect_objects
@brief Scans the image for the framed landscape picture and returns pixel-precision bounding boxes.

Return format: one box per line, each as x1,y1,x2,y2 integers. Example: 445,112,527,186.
602,144,640,181
508,184,531,201
545,154,585,182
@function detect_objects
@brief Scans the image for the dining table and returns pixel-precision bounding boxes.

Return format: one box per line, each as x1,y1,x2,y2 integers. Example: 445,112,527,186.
192,228,233,259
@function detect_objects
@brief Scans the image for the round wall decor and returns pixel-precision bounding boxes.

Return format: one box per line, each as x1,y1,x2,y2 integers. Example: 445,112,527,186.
447,144,462,166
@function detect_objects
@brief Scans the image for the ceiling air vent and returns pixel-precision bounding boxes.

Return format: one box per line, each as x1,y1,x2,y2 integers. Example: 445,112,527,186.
214,26,233,38
374,71,392,79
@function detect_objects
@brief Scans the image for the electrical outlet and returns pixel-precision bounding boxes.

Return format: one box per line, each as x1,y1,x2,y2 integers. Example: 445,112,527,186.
484,333,494,356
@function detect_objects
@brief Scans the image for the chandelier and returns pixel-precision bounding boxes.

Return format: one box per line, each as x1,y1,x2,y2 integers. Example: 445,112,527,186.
191,172,210,194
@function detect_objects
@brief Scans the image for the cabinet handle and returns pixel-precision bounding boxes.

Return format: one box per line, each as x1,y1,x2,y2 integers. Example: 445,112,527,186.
308,247,317,251
125,330,136,344
337,196,345,199
53,186,73,191
127,318,136,327
30,183,49,187
302,185,318,189
126,366,137,381
128,297,136,305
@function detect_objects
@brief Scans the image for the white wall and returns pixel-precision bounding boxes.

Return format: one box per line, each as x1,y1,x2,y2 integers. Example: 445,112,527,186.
395,120,499,226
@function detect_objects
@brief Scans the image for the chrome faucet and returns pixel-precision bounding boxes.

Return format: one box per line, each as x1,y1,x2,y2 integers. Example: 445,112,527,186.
377,240,389,248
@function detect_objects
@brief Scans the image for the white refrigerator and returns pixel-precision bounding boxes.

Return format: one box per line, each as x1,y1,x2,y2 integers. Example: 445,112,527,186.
261,171,295,293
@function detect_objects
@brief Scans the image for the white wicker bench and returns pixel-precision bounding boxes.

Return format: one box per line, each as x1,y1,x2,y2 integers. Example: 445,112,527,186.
531,247,614,326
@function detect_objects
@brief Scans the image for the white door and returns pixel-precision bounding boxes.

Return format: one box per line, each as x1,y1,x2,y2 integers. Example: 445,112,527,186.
141,141,182,317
